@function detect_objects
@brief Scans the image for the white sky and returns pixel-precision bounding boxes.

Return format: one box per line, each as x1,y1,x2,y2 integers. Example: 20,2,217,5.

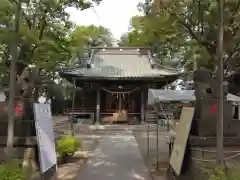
66,0,143,40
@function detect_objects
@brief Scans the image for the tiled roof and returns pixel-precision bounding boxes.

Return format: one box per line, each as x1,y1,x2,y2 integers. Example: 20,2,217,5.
148,90,196,103
148,89,240,104
60,47,180,79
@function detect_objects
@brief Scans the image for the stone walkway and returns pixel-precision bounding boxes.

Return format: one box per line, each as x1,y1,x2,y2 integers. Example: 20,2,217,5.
76,129,152,180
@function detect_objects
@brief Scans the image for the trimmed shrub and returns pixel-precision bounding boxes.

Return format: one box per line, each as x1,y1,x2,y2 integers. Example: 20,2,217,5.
56,136,81,158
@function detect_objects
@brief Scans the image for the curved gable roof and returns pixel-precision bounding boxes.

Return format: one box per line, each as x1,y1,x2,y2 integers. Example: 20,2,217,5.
59,47,181,80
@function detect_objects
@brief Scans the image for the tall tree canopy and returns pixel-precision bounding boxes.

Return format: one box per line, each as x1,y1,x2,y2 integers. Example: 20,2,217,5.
0,0,103,86
120,0,240,72
68,25,113,66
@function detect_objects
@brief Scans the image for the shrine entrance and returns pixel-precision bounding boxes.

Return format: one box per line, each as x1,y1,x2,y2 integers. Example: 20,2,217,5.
100,85,142,124
105,93,136,113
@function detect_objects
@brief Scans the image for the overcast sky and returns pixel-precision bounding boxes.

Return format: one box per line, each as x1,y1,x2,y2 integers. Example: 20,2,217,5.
66,0,143,40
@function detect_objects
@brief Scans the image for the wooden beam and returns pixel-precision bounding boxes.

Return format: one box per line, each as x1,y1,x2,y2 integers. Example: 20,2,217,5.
141,90,145,123
96,89,100,124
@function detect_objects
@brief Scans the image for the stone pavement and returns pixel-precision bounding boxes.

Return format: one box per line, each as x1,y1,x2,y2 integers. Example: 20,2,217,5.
76,129,152,180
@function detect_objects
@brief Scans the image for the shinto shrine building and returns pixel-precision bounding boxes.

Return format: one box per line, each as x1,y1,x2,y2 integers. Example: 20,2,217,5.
59,47,180,124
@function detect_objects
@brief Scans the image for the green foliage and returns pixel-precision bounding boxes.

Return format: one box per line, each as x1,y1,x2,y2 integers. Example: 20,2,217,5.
0,160,26,180
204,166,227,180
70,25,112,47
56,136,81,157
0,0,115,108
68,25,113,66
0,0,105,86
229,167,240,180
120,0,240,72
204,166,240,180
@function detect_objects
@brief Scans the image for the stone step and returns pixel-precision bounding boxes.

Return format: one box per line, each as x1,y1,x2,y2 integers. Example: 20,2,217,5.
74,128,168,134
54,124,170,134
146,117,158,119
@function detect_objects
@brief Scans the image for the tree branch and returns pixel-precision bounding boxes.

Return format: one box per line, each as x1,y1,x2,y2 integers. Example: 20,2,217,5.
39,17,47,40
160,1,215,53
228,0,240,30
9,0,32,29
234,0,240,14
196,0,204,39
178,20,215,53
28,15,47,61
228,40,240,60
22,13,32,30
224,39,240,69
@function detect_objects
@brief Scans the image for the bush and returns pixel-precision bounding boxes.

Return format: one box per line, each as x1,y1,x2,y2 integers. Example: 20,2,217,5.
0,160,26,180
205,166,240,180
56,136,81,157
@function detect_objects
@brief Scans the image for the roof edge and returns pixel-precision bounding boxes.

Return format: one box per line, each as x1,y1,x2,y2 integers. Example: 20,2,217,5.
59,74,180,81
147,50,156,68
90,46,151,50
86,49,96,68
154,63,180,73
146,52,180,73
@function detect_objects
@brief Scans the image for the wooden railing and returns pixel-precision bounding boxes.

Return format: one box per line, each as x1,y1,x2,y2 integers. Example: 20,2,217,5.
66,108,139,114
100,112,140,115
65,108,141,124
66,108,95,113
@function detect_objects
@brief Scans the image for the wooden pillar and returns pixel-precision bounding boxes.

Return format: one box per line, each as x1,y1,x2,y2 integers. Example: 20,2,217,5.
238,104,240,120
118,93,122,111
70,79,76,136
96,89,100,124
141,90,145,123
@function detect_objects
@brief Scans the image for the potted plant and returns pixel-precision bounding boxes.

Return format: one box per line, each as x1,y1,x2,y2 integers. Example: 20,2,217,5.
56,136,81,163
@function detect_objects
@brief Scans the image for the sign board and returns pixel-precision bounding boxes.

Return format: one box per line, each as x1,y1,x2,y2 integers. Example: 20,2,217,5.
33,103,57,173
170,107,195,175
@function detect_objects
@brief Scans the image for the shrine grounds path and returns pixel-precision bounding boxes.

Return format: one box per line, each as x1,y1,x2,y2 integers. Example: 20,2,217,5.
53,117,170,180
75,127,152,180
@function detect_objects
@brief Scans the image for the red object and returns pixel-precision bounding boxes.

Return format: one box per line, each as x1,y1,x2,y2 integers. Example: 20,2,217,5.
15,105,23,115
210,104,217,113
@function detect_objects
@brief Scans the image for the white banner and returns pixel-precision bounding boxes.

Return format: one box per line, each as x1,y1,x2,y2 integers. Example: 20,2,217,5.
34,103,57,173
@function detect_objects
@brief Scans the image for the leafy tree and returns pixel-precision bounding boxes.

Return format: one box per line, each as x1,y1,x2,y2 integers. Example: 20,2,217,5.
0,0,115,112
119,15,184,69
0,0,113,169
70,25,112,48
0,0,103,86
118,33,130,46
68,25,113,66
120,0,240,73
